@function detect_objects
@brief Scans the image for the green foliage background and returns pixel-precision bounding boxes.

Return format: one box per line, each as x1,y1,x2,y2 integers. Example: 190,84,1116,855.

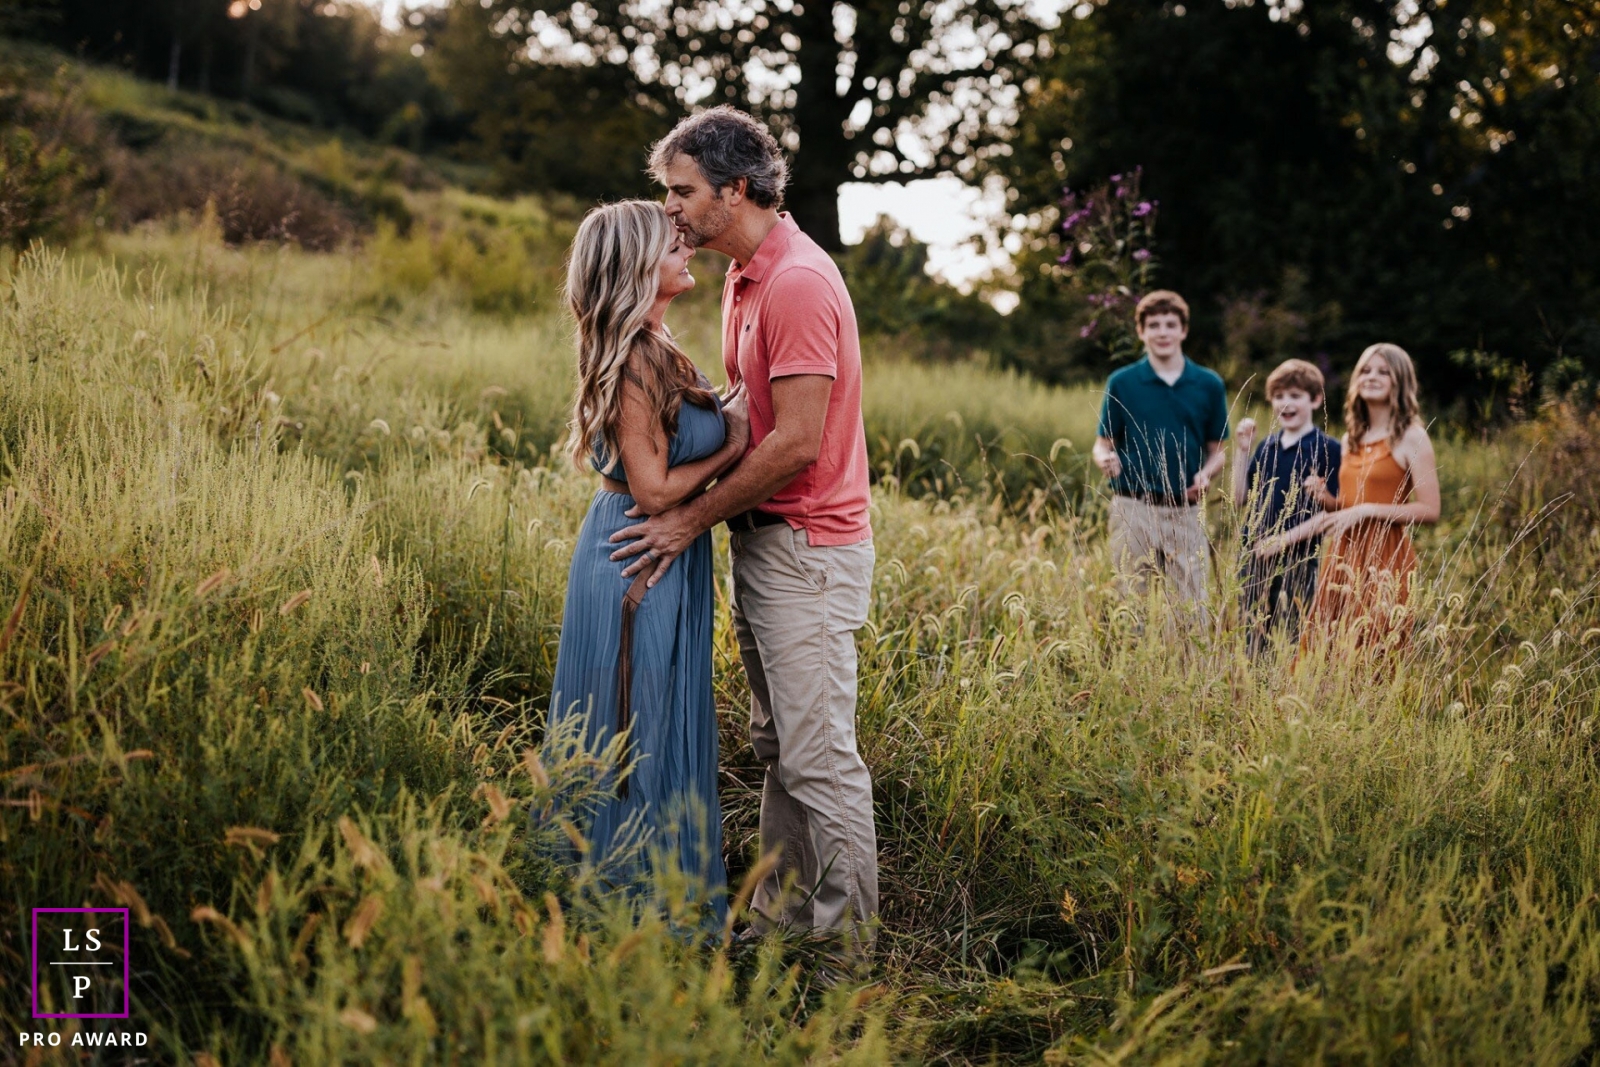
11,1,1600,405
996,0,1600,404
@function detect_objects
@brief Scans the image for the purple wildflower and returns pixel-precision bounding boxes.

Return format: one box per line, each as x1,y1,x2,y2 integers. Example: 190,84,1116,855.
1132,200,1154,218
1057,251,1074,264
1133,248,1152,262
1110,173,1122,183
1080,320,1099,338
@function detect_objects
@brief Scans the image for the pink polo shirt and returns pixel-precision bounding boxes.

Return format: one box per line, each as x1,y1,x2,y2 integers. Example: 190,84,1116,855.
722,213,872,546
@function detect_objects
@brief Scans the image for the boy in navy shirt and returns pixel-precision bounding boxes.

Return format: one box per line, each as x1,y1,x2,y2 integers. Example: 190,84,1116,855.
1232,359,1341,652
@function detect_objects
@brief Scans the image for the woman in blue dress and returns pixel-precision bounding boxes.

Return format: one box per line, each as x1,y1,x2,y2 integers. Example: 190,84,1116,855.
547,200,747,922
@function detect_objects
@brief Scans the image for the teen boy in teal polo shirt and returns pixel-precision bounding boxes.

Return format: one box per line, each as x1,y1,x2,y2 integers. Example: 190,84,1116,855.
1091,290,1230,618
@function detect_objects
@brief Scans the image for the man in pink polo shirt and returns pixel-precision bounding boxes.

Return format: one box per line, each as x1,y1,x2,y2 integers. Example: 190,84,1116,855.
609,106,877,945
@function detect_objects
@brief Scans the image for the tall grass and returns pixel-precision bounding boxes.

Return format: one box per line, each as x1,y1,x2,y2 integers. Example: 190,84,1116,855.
0,248,883,1061
4,231,1600,1064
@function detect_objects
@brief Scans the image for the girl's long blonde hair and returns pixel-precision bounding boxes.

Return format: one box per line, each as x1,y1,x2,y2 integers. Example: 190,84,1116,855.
1345,342,1421,446
563,200,715,472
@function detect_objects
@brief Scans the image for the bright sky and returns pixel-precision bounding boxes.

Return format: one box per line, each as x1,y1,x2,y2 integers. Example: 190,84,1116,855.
358,0,1019,291
838,176,1013,291
363,0,428,29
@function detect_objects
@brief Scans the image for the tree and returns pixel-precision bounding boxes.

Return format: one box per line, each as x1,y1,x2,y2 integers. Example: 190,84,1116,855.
13,0,456,146
429,3,675,202
992,0,1600,403
445,0,1048,249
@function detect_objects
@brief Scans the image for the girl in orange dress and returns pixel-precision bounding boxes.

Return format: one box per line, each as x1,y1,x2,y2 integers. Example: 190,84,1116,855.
1278,344,1441,650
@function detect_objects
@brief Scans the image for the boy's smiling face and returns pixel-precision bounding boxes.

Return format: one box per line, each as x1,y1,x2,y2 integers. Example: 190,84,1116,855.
1136,312,1187,360
1270,387,1319,434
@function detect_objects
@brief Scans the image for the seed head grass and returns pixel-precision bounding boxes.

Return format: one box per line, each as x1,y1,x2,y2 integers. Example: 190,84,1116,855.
3,234,1599,1063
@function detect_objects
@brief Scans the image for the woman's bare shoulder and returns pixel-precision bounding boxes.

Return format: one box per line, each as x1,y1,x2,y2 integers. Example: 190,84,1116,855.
1401,420,1434,449
1393,420,1435,467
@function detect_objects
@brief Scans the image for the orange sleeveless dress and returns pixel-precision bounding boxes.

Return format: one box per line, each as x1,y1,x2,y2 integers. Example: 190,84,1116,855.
1307,437,1417,647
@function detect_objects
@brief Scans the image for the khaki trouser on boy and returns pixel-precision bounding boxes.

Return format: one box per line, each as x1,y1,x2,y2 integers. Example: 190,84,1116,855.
1109,495,1211,625
730,523,878,943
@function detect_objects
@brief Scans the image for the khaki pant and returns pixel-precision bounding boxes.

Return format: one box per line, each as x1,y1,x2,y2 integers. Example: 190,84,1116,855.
730,523,877,942
1109,495,1211,622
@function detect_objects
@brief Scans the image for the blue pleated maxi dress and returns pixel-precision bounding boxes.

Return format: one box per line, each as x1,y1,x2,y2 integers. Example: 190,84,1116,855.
547,395,728,923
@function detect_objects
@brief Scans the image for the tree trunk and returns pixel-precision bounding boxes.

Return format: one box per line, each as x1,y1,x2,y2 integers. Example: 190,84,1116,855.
786,2,853,251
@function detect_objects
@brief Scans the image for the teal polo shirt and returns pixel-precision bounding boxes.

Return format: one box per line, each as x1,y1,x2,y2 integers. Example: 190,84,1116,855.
1096,355,1230,499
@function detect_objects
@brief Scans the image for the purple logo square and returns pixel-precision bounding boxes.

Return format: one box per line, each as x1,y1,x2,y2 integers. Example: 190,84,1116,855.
30,908,130,1020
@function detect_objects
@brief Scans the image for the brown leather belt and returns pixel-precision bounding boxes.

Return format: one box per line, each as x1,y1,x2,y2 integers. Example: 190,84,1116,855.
1116,489,1191,508
725,508,787,532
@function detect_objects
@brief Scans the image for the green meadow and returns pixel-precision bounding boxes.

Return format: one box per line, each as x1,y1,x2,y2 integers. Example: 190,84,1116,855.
5,51,1600,1066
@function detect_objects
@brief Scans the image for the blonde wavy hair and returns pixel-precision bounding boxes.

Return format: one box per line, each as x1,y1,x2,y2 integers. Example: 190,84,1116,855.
1344,342,1421,446
563,200,715,472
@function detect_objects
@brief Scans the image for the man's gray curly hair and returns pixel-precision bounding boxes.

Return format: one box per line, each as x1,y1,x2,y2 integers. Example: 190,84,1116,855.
649,105,788,209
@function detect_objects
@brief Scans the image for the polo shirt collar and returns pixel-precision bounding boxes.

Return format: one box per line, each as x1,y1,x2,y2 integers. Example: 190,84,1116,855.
1135,352,1189,384
729,212,800,284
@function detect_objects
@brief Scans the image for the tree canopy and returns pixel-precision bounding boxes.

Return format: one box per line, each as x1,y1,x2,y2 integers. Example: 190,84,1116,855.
8,0,1599,404
994,0,1600,403
436,0,1046,249
11,0,457,144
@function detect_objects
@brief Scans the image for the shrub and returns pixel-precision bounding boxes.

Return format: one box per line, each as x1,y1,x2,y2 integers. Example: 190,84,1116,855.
0,66,102,246
109,149,355,250
836,218,1003,361
1491,403,1600,558
360,203,570,317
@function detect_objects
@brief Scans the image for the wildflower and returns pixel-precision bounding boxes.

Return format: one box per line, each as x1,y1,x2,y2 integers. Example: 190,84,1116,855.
1080,320,1099,338
1133,201,1155,218
1133,248,1152,262
1058,249,1074,264
1061,204,1094,232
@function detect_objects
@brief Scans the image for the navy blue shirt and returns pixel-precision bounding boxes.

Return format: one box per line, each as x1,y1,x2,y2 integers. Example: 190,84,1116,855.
1240,428,1342,550
1097,356,1231,499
